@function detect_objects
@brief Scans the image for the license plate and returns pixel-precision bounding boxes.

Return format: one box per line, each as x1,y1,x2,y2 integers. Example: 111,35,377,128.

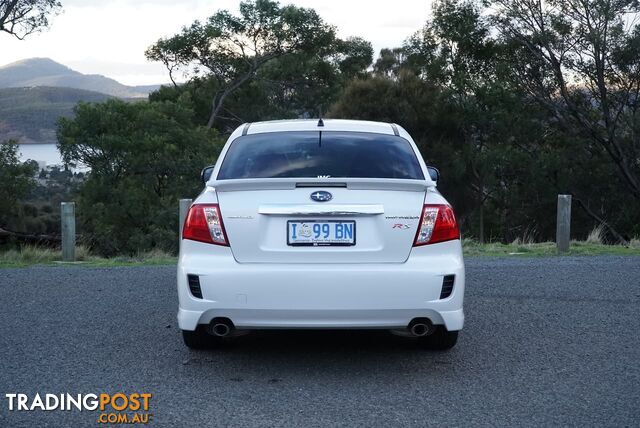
287,220,356,246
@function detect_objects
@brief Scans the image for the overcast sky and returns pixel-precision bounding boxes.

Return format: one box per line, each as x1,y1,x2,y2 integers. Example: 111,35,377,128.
0,0,431,86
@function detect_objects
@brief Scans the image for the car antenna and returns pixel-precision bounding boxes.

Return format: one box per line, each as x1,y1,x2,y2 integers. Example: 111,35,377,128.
318,107,323,147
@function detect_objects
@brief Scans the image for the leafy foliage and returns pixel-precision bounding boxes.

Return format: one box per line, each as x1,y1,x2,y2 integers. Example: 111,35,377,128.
146,0,371,130
492,0,640,200
0,140,36,226
0,0,61,40
57,99,223,255
332,0,640,242
146,0,337,128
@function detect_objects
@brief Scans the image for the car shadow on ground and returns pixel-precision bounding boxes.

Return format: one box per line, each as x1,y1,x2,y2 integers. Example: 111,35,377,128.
214,329,450,353
180,330,458,372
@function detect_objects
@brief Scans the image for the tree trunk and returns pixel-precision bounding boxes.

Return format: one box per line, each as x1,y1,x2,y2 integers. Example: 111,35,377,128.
206,71,257,129
206,94,225,129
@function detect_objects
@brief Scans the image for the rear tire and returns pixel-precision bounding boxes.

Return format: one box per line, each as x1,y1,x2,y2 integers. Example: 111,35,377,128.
421,327,458,350
182,327,218,350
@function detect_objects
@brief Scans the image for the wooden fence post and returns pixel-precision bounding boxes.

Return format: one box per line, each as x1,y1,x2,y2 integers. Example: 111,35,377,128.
61,202,76,261
556,195,572,253
179,199,193,242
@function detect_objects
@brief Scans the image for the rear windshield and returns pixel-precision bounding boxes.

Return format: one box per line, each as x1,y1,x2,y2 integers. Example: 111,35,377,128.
217,131,425,180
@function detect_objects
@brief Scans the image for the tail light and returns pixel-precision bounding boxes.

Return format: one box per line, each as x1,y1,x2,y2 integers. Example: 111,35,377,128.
182,204,229,246
413,204,460,246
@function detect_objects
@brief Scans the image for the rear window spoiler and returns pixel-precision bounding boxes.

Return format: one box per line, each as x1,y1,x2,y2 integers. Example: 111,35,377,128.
208,178,432,192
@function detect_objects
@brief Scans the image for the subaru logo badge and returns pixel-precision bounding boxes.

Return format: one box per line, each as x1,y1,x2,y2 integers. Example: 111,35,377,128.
310,191,332,202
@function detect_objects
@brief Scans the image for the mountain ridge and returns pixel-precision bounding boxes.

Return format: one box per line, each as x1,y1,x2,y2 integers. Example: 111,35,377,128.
0,58,161,98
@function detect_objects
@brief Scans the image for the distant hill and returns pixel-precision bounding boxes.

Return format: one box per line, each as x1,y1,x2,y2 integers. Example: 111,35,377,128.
0,87,114,144
0,58,160,98
0,58,163,144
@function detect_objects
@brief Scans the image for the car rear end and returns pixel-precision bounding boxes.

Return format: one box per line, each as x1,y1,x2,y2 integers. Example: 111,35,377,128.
177,120,464,349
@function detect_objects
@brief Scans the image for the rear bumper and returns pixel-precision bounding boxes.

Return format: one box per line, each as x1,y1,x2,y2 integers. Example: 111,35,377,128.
177,240,465,331
178,308,464,331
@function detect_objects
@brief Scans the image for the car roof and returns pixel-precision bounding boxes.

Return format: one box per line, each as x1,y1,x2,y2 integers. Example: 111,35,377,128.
241,119,398,136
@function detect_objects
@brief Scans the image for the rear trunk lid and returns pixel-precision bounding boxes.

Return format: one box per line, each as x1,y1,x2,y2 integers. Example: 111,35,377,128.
213,178,427,263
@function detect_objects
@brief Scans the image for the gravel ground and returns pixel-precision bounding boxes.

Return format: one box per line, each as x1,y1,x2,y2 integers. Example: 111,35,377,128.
0,256,639,427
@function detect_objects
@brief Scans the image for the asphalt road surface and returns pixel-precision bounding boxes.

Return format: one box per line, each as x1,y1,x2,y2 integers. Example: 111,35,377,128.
1,256,639,427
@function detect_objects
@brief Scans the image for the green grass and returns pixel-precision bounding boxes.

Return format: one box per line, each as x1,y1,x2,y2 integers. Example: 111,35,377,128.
0,245,176,268
462,238,640,257
1,239,639,268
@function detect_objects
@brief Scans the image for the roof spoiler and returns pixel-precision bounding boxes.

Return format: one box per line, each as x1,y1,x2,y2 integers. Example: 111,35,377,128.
208,178,432,192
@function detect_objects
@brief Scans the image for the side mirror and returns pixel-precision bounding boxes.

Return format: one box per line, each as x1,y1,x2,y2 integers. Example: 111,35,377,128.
427,166,440,183
201,165,215,186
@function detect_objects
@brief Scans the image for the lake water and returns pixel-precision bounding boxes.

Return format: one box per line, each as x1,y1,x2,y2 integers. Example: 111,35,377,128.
18,143,64,167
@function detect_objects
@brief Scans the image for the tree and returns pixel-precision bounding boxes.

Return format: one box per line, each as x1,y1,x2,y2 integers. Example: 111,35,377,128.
148,26,372,131
335,37,374,80
146,0,336,129
57,99,223,255
332,0,618,243
336,0,640,242
0,0,61,40
398,0,514,242
492,0,640,200
0,140,36,226
373,48,407,78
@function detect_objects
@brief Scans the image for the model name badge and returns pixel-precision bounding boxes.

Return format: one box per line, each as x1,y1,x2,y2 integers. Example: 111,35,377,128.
392,224,412,229
385,216,419,220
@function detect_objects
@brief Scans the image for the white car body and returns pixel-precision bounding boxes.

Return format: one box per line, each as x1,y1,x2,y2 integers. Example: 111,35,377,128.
177,119,464,344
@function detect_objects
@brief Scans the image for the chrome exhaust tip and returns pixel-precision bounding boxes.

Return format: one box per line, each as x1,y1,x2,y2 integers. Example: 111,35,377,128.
212,323,230,337
410,323,428,336
208,318,234,337
408,319,434,337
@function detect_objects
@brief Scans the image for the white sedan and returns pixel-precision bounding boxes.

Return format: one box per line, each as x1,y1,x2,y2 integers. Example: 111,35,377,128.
178,119,464,350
